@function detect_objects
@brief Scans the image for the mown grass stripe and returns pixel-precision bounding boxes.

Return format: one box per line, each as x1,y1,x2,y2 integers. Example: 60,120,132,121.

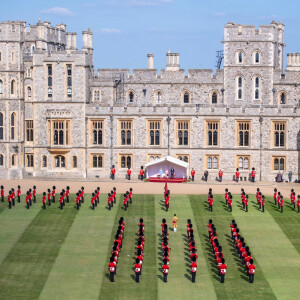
189,194,275,300
98,194,157,300
232,194,300,300
0,198,78,300
0,196,41,265
39,193,119,300
155,194,216,300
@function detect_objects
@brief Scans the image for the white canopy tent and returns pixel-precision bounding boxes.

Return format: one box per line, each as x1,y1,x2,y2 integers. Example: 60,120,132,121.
145,156,189,179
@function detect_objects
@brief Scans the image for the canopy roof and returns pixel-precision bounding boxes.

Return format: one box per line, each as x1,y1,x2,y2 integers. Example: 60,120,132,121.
145,155,189,169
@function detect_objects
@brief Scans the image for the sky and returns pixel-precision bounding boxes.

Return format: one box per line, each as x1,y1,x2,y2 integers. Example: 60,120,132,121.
1,0,300,71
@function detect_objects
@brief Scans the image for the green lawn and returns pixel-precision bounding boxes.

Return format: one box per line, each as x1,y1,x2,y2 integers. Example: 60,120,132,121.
0,191,299,300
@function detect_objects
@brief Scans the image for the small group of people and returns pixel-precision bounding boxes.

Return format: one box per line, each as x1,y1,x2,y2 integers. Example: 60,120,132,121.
161,218,170,282
122,188,133,211
255,188,265,212
187,219,198,283
235,168,256,182
90,187,101,210
134,218,145,282
224,188,233,212
108,217,125,282
208,219,227,283
107,187,117,210
275,171,293,183
6,185,22,208
240,189,250,212
230,220,255,283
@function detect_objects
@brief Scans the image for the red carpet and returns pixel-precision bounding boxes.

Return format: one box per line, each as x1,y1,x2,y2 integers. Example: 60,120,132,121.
147,177,187,183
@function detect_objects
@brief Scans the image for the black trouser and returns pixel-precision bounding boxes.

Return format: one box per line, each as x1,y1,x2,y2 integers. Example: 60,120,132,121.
60,202,63,210
128,175,130,180
130,197,132,204
281,206,283,213
1,196,3,202
192,176,194,182
114,197,116,203
259,203,261,209
141,175,144,181
77,203,80,210
48,199,51,206
220,274,225,283
136,272,140,283
236,178,239,182
298,206,300,213
293,203,295,210
246,205,248,212
110,272,115,282
27,202,30,209
210,205,213,211
249,274,254,283
166,204,168,212
278,202,280,209
9,201,11,209
111,174,115,180
243,203,245,209
191,272,196,282
81,196,84,203
204,176,207,182
163,273,168,282
252,177,255,182
229,205,232,212
18,196,20,203
108,203,111,210
43,202,46,209
95,200,98,207
124,204,127,211
67,196,69,203
29,199,32,206
92,203,95,210
63,200,65,206
34,196,36,203
262,205,264,212
12,198,15,206
219,176,222,182
52,196,55,203
226,199,228,205
274,198,276,205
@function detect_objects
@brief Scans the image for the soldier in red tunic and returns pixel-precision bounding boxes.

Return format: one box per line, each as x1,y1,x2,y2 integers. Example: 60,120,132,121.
251,168,256,182
127,168,131,180
52,186,56,203
42,192,46,209
108,257,116,282
59,192,64,210
219,258,227,283
290,189,294,205
218,169,223,182
1,185,4,202
129,188,133,204
26,191,30,209
235,168,240,182
291,192,296,210
135,258,142,283
17,185,21,203
190,256,197,282
165,191,170,212
76,192,80,210
228,195,233,212
47,189,51,206
209,195,214,212
191,168,195,182
91,193,95,210
66,186,70,203
248,259,255,283
280,195,284,213
162,258,169,282
297,195,300,213
33,186,37,203
261,195,265,212
8,190,12,209
11,188,15,206
80,187,85,203
140,166,144,180
111,165,116,180
273,188,277,205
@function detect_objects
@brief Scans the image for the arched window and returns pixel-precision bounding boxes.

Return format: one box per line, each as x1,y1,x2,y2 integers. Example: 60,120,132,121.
183,92,189,103
238,157,243,169
183,156,188,163
255,89,259,99
280,158,285,170
121,130,125,145
27,86,31,98
26,154,34,167
48,87,52,98
150,156,154,161
92,155,103,168
237,51,243,63
126,156,131,168
254,77,260,100
55,155,65,168
155,156,160,160
128,91,134,103
274,158,279,170
0,112,3,140
255,52,260,63
73,156,77,168
11,113,15,139
0,154,3,166
213,157,218,169
11,80,15,95
0,80,3,94
255,77,259,88
207,157,212,169
94,91,100,102
156,91,162,104
244,157,249,169
178,156,182,161
212,92,218,104
42,156,47,168
280,92,286,104
11,154,15,166
237,76,243,100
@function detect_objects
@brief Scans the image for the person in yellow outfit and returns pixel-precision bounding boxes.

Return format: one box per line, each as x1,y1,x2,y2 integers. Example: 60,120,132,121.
172,214,178,232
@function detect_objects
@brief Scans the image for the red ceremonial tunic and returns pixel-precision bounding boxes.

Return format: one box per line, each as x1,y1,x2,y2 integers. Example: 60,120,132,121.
191,262,197,272
162,264,169,274
219,263,227,274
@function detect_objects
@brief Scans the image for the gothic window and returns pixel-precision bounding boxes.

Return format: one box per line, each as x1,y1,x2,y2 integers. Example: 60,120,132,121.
207,121,219,146
0,154,3,166
25,120,33,142
73,156,77,168
11,113,15,140
94,91,100,102
273,156,285,171
237,51,243,63
26,154,34,168
27,87,31,98
149,120,161,146
47,65,52,98
120,120,132,145
128,91,134,103
51,120,70,146
92,120,103,145
11,80,15,95
42,156,47,168
279,92,286,104
55,155,65,168
212,92,218,104
237,121,250,146
155,91,162,104
183,91,189,103
177,121,189,146
11,154,15,166
237,156,250,170
273,122,286,147
237,76,243,100
120,154,132,168
0,80,3,94
255,52,260,63
92,154,103,168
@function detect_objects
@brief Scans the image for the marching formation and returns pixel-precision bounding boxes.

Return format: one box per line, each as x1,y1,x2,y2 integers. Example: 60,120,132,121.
109,217,125,282
187,219,198,282
230,220,256,283
135,218,145,282
161,218,170,282
208,219,227,283
107,187,116,210
224,188,233,212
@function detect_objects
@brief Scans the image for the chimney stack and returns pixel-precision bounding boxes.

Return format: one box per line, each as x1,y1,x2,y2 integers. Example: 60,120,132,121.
71,32,77,50
82,30,89,49
166,49,180,71
147,53,154,69
66,33,72,49
87,28,93,49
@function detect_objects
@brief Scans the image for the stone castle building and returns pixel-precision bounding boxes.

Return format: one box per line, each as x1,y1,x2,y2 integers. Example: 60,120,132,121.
0,19,299,181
